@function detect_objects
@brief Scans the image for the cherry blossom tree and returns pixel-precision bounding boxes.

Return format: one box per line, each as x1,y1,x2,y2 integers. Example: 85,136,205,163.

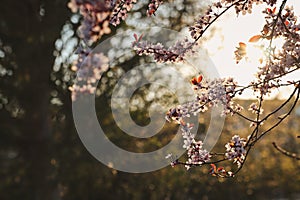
68,0,300,177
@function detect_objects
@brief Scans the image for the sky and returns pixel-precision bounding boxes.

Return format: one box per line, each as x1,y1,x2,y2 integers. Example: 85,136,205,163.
202,0,300,99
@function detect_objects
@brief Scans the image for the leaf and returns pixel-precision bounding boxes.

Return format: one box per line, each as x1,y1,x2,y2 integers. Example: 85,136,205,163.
133,33,143,42
190,77,198,85
239,42,247,48
263,25,269,34
217,167,224,172
179,119,186,126
197,75,203,83
248,35,261,43
234,42,247,64
148,8,156,16
190,75,203,85
209,164,217,174
236,43,247,55
266,7,276,14
284,20,289,26
139,34,143,41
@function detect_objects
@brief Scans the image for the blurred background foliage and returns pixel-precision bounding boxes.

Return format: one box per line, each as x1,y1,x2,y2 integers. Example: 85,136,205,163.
0,0,299,199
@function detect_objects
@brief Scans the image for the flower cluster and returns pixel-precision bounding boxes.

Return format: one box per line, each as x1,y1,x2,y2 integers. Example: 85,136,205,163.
209,164,234,177
262,6,300,39
147,0,163,16
189,0,265,41
185,141,211,170
225,135,247,167
232,0,263,15
253,50,299,96
253,64,283,96
192,76,243,116
165,100,211,170
189,6,213,40
166,76,243,148
245,6,300,96
165,153,178,167
69,0,300,177
69,51,109,101
132,35,194,62
254,54,299,95
110,0,137,26
165,108,196,149
248,102,264,115
68,0,112,43
165,76,246,172
165,105,189,124
181,122,195,149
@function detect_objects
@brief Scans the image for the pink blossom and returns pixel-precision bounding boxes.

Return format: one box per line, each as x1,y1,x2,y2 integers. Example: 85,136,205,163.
225,135,247,167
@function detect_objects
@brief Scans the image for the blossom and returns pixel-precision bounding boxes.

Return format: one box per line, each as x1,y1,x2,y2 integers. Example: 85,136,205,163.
132,35,195,62
70,0,300,176
165,105,190,123
248,102,264,115
225,135,247,167
165,153,178,167
165,153,172,159
185,141,211,169
70,50,109,101
209,164,235,177
189,0,264,42
68,0,112,43
147,0,163,16
193,77,243,116
181,122,195,149
110,0,137,26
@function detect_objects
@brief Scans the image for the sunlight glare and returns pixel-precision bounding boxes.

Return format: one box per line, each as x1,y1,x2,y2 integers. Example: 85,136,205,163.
203,1,300,99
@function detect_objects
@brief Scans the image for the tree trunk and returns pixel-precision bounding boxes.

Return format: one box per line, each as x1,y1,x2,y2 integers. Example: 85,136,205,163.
0,0,69,199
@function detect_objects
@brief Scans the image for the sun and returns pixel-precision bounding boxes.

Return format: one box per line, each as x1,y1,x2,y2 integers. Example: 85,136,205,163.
199,1,300,99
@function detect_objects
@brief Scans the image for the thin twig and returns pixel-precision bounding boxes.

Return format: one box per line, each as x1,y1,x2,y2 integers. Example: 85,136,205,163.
272,142,300,160
255,84,300,142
